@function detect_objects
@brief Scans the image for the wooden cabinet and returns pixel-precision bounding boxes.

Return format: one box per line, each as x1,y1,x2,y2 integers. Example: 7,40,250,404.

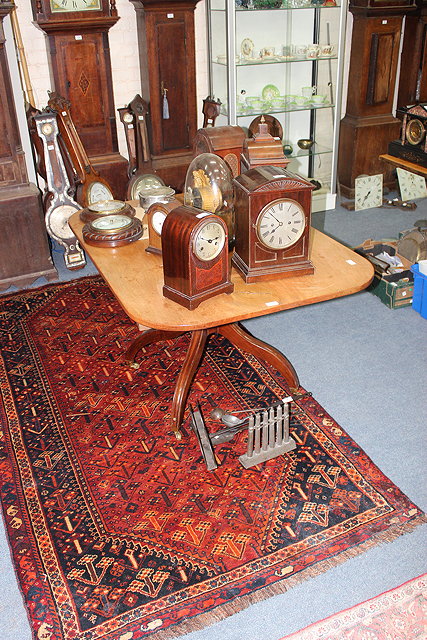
338,0,417,198
0,2,57,291
130,0,201,192
397,0,427,107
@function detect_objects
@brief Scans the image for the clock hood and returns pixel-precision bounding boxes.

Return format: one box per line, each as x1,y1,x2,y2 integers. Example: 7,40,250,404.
233,166,314,194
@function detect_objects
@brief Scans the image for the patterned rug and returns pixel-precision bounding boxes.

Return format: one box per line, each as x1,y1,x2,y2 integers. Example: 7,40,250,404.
0,277,424,640
279,573,427,639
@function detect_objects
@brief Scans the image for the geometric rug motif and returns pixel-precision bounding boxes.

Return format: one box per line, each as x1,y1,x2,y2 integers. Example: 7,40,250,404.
0,277,425,640
279,573,427,640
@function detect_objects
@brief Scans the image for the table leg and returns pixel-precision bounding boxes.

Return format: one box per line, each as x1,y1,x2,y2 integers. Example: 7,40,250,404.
125,328,186,368
170,329,208,438
218,322,300,391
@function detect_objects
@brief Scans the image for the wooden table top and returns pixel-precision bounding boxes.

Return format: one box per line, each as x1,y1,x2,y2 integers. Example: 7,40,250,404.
380,154,427,178
69,206,374,331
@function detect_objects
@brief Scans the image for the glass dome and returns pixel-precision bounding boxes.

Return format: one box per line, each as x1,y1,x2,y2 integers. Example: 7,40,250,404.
184,153,235,246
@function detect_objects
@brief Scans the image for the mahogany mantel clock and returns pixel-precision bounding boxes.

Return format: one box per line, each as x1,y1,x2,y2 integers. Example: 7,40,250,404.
31,0,128,199
162,205,233,309
232,166,314,283
0,1,57,291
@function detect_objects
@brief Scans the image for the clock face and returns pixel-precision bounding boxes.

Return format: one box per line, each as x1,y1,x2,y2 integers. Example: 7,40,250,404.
354,174,383,211
256,199,306,250
123,112,134,124
41,123,54,136
151,209,167,235
131,174,165,200
397,168,427,201
50,0,101,12
406,119,425,146
193,221,226,261
49,204,79,240
91,214,133,232
87,182,114,205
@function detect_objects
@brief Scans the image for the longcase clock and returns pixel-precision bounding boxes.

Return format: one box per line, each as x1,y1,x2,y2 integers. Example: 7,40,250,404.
31,0,128,199
130,0,201,192
338,0,417,198
0,2,57,291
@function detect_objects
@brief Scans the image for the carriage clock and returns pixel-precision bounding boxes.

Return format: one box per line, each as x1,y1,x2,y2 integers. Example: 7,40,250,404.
34,112,86,270
232,165,314,283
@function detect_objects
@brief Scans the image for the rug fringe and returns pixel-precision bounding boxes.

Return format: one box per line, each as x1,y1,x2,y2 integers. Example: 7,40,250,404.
142,513,427,640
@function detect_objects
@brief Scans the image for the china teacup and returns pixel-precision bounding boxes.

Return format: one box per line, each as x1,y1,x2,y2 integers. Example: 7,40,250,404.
306,44,320,59
292,44,307,57
320,44,334,56
311,94,326,105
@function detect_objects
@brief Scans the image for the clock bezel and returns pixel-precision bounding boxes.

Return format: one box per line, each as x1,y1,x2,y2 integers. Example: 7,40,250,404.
255,197,306,250
193,220,227,262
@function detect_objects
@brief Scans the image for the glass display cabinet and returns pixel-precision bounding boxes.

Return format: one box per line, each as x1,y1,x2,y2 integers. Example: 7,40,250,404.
207,0,348,211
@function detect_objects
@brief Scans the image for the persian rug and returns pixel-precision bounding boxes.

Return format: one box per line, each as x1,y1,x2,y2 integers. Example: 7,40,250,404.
0,277,425,640
279,573,427,640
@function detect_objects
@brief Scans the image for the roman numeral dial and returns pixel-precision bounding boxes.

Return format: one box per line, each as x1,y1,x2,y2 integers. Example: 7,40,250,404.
255,199,306,250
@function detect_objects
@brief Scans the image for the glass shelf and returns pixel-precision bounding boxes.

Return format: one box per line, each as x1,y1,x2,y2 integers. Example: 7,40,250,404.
213,55,338,66
210,3,341,11
222,103,335,117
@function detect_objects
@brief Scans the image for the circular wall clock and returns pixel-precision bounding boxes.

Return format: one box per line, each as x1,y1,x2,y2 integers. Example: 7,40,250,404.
162,206,234,309
79,199,135,222
256,198,306,249
82,214,143,247
145,198,181,255
233,165,314,283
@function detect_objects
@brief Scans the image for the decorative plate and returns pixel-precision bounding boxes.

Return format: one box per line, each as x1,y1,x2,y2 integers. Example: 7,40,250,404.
261,84,280,100
241,38,255,58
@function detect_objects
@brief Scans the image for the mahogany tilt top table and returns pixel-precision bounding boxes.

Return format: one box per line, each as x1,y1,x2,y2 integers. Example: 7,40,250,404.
70,207,374,436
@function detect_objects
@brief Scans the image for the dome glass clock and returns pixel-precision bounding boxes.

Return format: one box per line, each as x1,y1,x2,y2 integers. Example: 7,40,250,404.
184,153,235,246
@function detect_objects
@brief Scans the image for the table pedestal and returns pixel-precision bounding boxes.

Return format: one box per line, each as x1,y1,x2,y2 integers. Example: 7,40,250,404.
125,322,299,437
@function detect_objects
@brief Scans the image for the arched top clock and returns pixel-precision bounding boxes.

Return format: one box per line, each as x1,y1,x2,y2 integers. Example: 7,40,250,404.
32,0,118,30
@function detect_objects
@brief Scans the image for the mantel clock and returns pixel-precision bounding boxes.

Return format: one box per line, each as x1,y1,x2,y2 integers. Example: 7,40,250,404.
162,205,233,310
232,166,314,283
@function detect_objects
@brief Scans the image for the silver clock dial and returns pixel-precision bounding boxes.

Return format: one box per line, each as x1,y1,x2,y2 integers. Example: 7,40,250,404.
151,210,167,235
194,221,226,261
256,199,306,249
48,204,79,240
87,182,114,205
91,214,133,232
50,0,101,12
88,199,126,213
354,174,383,211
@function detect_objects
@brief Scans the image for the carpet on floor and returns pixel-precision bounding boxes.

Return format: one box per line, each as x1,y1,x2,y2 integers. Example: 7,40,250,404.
0,277,424,640
279,573,427,639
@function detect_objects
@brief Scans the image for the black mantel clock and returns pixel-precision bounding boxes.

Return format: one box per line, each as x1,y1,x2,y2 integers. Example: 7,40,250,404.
31,0,128,199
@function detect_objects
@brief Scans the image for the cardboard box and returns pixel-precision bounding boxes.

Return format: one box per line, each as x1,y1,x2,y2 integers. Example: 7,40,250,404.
354,240,413,309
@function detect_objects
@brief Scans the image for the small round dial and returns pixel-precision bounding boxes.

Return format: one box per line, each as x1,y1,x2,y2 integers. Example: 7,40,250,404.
88,200,127,214
256,199,306,250
41,123,54,136
87,181,114,205
193,220,226,261
49,204,79,240
123,112,134,124
406,119,425,146
90,214,133,233
151,209,167,235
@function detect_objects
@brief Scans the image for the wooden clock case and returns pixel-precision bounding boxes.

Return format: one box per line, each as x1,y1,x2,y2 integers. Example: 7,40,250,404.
0,2,57,291
130,0,201,192
193,125,246,178
241,120,289,171
232,166,314,283
162,205,233,310
397,0,427,107
338,0,417,198
31,0,128,199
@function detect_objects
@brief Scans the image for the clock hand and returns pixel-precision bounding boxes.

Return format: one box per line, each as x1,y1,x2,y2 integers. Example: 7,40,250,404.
362,190,371,204
200,236,220,243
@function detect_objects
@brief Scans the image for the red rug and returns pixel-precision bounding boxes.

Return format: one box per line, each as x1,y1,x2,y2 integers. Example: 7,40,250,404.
279,573,427,639
0,277,424,640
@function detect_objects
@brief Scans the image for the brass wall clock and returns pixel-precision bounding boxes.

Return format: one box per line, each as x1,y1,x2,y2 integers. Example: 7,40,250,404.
232,165,314,283
34,112,86,270
145,198,181,255
82,214,143,247
48,92,114,207
162,205,233,309
354,173,383,210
